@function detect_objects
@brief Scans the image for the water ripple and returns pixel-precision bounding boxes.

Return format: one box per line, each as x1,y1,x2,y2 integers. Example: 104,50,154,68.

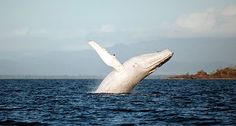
0,79,236,125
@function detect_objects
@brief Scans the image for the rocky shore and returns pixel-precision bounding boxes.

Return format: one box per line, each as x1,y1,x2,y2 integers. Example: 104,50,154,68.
169,66,236,80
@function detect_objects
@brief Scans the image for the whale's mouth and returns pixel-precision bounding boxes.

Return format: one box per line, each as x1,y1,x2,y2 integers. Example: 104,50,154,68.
145,52,173,70
156,53,173,67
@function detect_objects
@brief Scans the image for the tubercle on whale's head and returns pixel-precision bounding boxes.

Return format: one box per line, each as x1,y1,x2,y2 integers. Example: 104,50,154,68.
128,49,173,71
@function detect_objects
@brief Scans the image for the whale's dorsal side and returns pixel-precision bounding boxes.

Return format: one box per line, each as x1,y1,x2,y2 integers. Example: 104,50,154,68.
88,41,124,71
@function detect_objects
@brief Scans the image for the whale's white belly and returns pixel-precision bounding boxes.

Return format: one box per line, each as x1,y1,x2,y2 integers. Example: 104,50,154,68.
95,70,145,93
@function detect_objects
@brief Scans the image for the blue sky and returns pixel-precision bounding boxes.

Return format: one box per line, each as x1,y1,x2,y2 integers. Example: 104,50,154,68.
0,0,236,76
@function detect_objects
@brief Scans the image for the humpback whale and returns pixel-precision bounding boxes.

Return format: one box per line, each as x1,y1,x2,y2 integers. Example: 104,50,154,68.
89,41,173,93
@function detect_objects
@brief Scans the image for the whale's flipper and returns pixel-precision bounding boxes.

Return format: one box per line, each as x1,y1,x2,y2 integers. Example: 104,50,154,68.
89,41,124,71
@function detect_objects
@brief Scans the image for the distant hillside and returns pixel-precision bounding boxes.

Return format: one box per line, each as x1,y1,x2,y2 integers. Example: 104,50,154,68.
169,66,236,79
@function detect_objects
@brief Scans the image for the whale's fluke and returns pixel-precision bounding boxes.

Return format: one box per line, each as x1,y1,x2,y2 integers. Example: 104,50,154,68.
88,41,124,71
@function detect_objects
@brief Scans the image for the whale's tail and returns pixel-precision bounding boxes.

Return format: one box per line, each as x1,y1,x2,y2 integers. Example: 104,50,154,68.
88,41,124,71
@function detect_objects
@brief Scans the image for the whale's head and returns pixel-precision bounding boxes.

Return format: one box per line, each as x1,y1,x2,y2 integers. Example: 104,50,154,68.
126,49,173,74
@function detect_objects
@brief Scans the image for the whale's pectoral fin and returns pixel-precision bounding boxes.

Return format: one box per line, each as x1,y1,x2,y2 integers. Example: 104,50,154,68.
88,41,124,71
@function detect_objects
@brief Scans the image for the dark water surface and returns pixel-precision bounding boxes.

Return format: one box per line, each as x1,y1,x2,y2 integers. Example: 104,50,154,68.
0,79,236,125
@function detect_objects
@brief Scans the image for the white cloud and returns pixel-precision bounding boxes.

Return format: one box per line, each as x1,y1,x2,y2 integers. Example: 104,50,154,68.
98,24,115,33
0,28,91,40
13,27,30,36
164,5,236,38
176,9,216,32
221,5,236,16
0,24,121,52
0,24,117,39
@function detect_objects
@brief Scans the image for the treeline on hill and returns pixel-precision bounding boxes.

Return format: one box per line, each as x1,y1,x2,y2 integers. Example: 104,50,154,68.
169,66,236,79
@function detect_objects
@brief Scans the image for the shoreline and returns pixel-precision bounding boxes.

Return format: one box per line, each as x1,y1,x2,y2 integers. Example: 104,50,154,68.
168,77,236,80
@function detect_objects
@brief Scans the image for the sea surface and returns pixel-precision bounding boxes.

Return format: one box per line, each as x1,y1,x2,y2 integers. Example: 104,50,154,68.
0,79,236,125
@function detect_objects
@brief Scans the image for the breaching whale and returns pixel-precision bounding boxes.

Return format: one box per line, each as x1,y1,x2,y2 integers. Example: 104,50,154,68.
89,41,173,93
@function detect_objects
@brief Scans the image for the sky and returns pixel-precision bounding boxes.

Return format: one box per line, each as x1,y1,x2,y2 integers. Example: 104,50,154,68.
0,0,236,76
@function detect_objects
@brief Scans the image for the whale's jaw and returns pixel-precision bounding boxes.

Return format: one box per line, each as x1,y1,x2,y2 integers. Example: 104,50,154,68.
136,49,173,72
89,41,173,93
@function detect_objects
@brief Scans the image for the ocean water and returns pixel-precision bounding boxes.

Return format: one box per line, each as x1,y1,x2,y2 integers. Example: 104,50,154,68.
0,79,236,126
